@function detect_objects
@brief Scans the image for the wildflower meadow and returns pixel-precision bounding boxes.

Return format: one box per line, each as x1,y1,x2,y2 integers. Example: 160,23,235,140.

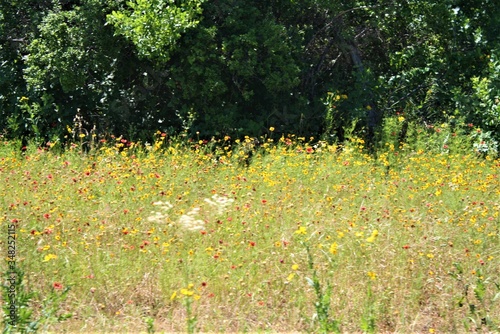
1,129,499,333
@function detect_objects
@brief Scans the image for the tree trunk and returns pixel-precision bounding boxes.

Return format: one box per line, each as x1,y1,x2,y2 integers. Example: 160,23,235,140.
346,42,381,150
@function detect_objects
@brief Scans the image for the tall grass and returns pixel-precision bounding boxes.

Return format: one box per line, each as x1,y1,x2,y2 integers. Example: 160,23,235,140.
1,131,499,332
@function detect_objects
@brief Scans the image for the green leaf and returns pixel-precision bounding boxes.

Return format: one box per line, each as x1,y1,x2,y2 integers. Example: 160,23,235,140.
474,281,486,302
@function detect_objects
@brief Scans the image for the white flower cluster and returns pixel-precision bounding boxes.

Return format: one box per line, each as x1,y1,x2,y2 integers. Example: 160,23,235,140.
203,194,234,214
178,207,205,231
147,201,173,223
147,195,234,232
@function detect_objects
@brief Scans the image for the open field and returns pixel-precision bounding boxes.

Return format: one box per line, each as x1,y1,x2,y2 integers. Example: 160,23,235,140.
1,136,499,333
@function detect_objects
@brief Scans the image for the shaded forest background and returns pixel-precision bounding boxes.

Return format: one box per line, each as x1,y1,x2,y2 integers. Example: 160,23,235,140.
1,0,499,148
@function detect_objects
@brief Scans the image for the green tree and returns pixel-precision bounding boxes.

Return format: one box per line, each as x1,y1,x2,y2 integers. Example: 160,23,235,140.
2,0,500,146
0,0,52,140
21,0,188,141
107,0,204,63
375,0,500,130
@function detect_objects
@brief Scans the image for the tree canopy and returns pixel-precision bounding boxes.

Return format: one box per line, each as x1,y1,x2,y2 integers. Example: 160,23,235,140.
1,0,499,145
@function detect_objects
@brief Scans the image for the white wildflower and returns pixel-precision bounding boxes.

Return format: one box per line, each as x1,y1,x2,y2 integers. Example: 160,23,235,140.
179,208,205,231
153,201,173,210
147,201,173,223
204,194,234,214
147,211,166,223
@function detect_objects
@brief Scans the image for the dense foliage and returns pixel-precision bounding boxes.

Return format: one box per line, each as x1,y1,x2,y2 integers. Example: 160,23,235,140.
1,0,499,146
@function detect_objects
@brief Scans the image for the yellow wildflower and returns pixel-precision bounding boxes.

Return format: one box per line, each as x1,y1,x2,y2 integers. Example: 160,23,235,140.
180,288,194,296
366,230,379,243
295,226,307,235
329,242,338,255
43,254,58,262
170,291,177,301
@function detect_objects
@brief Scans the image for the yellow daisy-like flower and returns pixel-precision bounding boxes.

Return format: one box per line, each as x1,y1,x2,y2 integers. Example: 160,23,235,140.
180,288,194,296
366,229,379,243
295,226,307,235
170,291,177,301
43,254,58,262
329,242,338,255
